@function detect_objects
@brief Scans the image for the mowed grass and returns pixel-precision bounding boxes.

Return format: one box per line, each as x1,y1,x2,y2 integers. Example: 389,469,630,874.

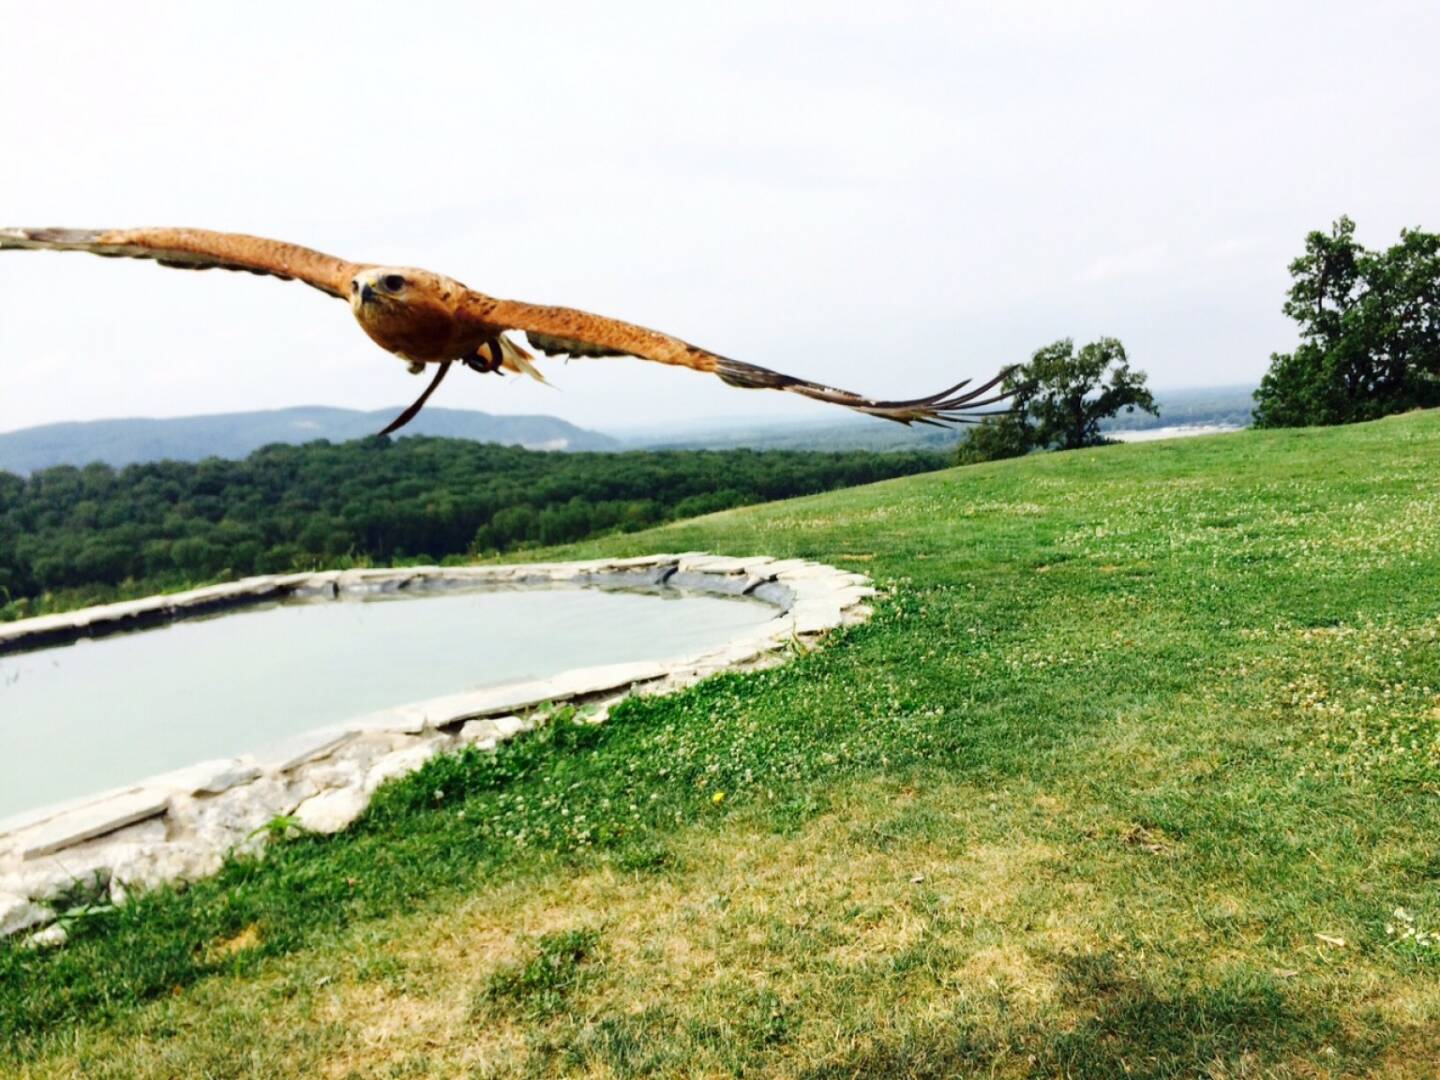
5,412,1440,1077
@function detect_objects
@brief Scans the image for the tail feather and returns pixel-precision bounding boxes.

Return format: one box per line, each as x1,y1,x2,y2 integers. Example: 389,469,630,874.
499,334,550,385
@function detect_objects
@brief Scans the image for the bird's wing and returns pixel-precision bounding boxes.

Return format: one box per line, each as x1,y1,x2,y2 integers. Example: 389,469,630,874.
0,227,364,299
474,296,1013,426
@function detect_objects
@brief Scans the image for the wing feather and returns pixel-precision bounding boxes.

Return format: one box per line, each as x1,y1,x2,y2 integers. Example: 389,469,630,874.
0,227,364,299
470,295,1014,425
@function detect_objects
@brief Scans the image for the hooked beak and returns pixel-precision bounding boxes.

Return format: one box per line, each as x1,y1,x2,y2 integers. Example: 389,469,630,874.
351,273,378,308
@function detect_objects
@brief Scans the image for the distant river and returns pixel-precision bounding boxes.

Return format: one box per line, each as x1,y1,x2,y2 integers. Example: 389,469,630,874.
1108,424,1243,443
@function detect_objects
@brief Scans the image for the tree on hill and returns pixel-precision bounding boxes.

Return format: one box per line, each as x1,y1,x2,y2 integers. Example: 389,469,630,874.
1253,217,1440,428
957,337,1157,464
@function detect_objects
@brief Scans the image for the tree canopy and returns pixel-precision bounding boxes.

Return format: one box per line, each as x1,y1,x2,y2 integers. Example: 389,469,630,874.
0,438,948,618
957,337,1156,464
1253,217,1440,427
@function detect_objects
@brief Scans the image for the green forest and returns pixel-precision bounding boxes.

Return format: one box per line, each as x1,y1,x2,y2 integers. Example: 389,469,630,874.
0,437,946,617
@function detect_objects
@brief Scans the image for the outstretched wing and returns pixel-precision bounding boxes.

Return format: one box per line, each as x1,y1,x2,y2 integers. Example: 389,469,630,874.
0,227,364,299
473,296,1013,426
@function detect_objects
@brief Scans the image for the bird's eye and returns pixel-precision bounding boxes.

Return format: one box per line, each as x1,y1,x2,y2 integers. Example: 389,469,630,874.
382,274,405,292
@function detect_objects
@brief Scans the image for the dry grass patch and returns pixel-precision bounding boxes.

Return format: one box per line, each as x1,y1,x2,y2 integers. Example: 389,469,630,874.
299,781,1098,1076
22,779,1106,1078
207,921,261,960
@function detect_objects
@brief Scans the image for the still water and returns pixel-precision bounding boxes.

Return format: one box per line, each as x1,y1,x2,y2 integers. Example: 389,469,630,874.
0,586,773,818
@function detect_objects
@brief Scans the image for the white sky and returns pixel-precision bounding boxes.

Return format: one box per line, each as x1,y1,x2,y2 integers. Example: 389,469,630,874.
2,1,1437,435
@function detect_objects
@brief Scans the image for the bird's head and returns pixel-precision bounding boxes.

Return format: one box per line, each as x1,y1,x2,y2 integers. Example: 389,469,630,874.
348,266,468,363
351,267,420,313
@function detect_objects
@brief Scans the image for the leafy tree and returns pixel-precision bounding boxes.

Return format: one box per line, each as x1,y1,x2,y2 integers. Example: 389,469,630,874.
953,411,1031,465
1253,217,1440,427
1020,337,1157,450
957,337,1157,463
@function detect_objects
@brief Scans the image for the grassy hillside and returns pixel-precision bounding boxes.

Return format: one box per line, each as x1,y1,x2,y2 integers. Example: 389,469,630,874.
5,413,1440,1077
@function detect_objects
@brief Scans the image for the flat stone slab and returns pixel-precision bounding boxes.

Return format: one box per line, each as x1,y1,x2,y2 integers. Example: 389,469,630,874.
666,570,754,595
410,685,548,728
252,728,356,773
677,554,774,575
145,758,261,798
17,789,171,860
547,660,671,698
0,782,140,837
408,661,675,731
598,555,681,569
347,707,428,735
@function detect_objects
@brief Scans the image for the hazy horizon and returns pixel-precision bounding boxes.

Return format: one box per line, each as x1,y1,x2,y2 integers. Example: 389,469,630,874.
0,380,1258,440
3,2,1436,434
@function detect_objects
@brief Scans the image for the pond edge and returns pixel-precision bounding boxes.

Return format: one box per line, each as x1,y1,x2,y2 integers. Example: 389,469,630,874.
0,553,873,943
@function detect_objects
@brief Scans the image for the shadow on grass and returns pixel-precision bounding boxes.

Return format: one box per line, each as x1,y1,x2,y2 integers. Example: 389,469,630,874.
799,953,1385,1080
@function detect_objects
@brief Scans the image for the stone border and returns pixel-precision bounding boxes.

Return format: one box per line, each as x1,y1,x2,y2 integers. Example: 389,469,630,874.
0,554,873,944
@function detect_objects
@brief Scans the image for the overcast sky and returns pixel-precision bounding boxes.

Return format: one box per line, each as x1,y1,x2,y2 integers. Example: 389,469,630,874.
2,1,1436,435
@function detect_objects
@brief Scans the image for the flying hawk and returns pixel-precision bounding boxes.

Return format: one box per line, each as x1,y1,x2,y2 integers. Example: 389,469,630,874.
0,227,1012,434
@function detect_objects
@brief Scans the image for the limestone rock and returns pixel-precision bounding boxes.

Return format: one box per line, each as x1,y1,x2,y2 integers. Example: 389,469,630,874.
294,788,368,834
1,892,52,937
458,718,500,744
492,715,528,739
111,842,223,892
305,759,364,791
187,776,302,851
26,923,68,949
13,819,164,900
363,741,445,794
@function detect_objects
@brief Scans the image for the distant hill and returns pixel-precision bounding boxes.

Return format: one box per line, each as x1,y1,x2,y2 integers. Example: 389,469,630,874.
0,406,620,474
625,417,961,453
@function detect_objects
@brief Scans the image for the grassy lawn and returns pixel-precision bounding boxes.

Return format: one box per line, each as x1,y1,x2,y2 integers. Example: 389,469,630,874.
4,412,1440,1078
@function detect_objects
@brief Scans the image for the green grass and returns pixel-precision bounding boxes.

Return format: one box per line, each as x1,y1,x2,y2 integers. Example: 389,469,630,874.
474,927,604,1022
4,413,1440,1077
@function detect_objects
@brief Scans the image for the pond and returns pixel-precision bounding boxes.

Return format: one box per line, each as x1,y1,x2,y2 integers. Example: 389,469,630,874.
0,585,775,819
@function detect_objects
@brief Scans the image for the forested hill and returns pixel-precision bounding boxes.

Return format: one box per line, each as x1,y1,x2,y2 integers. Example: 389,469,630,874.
0,406,619,474
0,437,948,615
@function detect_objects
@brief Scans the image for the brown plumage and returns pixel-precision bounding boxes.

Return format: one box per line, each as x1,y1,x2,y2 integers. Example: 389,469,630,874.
0,226,1014,432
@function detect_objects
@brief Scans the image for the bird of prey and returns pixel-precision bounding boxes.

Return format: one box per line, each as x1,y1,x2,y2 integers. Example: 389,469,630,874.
0,227,1013,434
